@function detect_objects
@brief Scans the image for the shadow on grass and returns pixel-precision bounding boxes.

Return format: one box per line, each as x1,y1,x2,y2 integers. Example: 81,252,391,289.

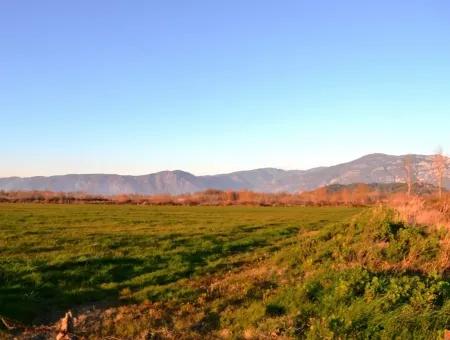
191,311,221,333
0,230,279,324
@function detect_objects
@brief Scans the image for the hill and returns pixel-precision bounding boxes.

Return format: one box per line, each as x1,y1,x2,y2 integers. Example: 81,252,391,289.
0,153,448,195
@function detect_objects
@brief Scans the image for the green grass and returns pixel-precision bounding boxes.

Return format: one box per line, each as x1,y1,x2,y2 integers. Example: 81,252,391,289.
1,204,450,338
0,204,359,323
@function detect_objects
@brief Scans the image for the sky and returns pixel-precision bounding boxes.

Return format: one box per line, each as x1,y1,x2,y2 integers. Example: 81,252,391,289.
1,1,450,177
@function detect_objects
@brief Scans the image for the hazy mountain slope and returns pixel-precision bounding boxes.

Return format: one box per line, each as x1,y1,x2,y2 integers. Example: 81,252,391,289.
0,171,204,195
0,153,448,194
199,168,303,192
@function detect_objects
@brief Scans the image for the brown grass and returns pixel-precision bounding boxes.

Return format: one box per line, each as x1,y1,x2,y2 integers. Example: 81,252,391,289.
390,193,450,229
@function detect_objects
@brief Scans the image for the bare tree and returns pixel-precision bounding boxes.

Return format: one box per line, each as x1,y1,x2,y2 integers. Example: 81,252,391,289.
403,155,415,196
433,147,447,199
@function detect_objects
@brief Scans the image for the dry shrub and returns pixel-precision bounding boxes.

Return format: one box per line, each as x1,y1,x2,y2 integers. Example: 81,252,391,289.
1,184,447,210
389,193,450,229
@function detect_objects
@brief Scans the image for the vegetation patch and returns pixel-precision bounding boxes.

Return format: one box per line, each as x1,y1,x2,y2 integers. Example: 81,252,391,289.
2,204,450,338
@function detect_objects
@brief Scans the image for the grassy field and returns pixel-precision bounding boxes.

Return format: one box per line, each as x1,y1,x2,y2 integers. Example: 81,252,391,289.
1,204,450,338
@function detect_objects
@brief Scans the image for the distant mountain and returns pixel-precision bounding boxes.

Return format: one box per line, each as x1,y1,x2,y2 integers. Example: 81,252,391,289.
0,153,448,195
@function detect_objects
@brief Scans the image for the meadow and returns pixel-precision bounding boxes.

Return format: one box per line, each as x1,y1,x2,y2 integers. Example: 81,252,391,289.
1,204,450,339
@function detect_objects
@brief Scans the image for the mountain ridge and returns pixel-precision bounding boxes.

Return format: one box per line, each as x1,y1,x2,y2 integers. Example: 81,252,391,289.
1,153,448,195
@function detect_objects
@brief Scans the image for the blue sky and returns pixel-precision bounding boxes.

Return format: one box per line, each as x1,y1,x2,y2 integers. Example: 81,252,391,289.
1,1,449,177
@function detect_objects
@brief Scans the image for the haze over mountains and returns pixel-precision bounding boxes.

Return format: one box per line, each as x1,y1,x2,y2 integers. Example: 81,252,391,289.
1,154,448,195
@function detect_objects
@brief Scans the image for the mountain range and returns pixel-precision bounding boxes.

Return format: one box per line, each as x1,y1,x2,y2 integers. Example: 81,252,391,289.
0,153,448,195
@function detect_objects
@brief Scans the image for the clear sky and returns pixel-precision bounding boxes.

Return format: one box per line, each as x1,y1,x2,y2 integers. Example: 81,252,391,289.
1,1,450,177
